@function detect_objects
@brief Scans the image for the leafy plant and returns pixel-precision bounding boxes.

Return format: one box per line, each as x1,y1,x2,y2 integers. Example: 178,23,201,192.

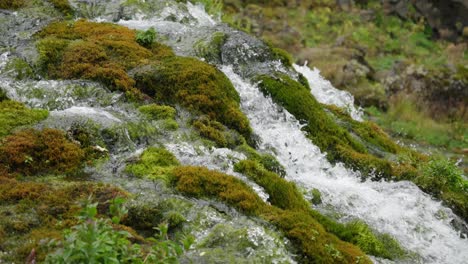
45,199,142,264
136,27,156,48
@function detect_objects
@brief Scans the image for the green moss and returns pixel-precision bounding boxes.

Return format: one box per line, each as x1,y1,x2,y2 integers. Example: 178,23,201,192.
234,160,308,211
48,0,74,16
138,104,176,120
125,147,179,183
235,143,286,176
256,74,366,159
171,165,377,262
194,31,227,63
192,117,242,148
133,56,251,138
171,166,264,215
0,100,49,138
0,0,25,9
310,188,322,205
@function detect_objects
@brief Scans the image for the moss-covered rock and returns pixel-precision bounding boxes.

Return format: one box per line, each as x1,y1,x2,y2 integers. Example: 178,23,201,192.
138,104,176,120
0,100,49,138
132,56,252,138
0,0,25,9
0,128,85,176
125,147,179,183
36,19,174,99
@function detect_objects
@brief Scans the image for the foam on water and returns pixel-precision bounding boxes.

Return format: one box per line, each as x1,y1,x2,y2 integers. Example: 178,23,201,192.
222,65,468,263
293,63,363,121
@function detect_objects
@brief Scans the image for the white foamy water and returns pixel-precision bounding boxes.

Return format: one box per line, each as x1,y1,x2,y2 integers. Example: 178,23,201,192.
222,65,468,264
293,63,363,121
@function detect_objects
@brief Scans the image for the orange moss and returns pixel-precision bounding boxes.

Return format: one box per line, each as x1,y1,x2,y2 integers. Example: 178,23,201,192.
36,20,168,99
0,128,85,176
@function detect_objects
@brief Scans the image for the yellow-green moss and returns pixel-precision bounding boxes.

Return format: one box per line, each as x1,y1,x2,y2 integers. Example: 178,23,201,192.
133,56,252,137
138,104,176,120
234,160,308,210
0,0,25,9
192,117,243,148
48,0,73,16
125,147,179,183
0,100,49,138
194,31,227,62
235,143,286,176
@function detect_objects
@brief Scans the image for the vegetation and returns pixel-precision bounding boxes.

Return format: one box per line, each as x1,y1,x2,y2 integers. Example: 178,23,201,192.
138,104,176,120
36,20,160,99
0,128,85,176
194,31,227,63
125,147,180,183
45,199,192,263
133,56,251,138
48,0,74,16
136,27,157,48
0,100,49,138
0,0,25,9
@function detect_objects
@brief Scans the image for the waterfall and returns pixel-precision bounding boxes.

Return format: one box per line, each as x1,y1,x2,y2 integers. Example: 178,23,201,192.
221,65,468,263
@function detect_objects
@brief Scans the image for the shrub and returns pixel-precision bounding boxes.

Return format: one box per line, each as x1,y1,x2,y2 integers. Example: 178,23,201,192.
0,100,49,138
417,158,467,194
0,128,85,175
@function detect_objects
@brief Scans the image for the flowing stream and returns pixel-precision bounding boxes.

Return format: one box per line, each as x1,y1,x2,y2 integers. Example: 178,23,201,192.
221,66,468,263
0,1,467,263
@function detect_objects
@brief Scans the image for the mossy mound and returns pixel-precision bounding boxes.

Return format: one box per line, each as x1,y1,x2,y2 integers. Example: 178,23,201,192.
138,104,176,120
0,100,49,138
132,56,251,138
0,175,127,263
125,147,180,183
36,19,174,99
0,128,85,176
170,165,373,263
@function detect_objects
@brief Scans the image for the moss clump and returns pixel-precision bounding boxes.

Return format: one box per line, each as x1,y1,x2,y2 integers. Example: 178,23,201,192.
0,0,25,9
171,166,264,215
0,128,85,176
133,56,251,137
125,147,179,183
234,160,308,211
256,74,365,158
235,143,286,176
48,0,74,16
36,20,173,99
138,104,176,120
192,117,242,148
0,100,49,138
171,165,373,263
0,175,127,263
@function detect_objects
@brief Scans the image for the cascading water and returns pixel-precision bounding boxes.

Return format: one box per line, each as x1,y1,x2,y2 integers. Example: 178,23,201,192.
221,65,468,263
1,0,467,263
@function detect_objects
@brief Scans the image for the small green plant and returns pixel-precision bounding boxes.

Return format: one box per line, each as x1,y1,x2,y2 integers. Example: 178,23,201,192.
136,27,156,47
418,158,467,193
45,198,192,263
45,199,142,264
